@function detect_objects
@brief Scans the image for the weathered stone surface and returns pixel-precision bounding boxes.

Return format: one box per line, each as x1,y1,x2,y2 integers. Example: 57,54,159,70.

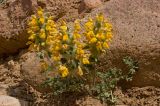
0,96,20,106
83,0,102,9
0,0,36,56
0,95,28,106
0,0,82,56
20,52,52,92
89,0,160,87
78,0,102,14
0,84,8,95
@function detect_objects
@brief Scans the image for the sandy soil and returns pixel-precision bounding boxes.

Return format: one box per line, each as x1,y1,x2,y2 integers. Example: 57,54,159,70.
0,56,160,106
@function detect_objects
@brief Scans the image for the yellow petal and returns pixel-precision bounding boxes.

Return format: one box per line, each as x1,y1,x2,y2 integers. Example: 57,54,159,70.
63,34,69,41
89,37,97,44
60,26,67,31
77,66,83,76
82,58,90,64
103,42,109,49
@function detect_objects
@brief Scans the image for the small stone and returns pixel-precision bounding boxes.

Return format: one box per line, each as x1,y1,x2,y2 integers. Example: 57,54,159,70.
20,52,52,93
83,0,102,9
0,84,8,95
0,96,21,106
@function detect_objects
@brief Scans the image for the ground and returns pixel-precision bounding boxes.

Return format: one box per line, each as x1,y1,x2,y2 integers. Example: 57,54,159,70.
0,56,160,106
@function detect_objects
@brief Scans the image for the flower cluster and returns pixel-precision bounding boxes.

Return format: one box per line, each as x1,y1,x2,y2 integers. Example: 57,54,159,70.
84,14,113,54
27,8,113,78
27,7,57,51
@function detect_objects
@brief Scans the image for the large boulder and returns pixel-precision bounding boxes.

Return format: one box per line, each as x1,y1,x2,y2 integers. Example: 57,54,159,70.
20,52,50,92
93,0,160,87
0,0,36,56
0,0,82,56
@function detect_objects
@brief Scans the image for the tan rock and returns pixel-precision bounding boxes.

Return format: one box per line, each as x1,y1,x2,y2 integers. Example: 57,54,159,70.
20,52,52,92
0,0,82,56
78,0,102,14
0,0,36,56
0,84,8,95
83,0,102,9
0,96,21,106
87,0,160,87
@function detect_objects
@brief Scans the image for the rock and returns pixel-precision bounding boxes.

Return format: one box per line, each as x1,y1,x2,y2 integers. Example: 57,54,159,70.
20,52,52,92
83,0,102,9
76,96,105,106
86,0,160,87
0,95,28,106
0,0,36,56
39,0,82,21
78,0,102,13
0,96,21,106
0,0,82,56
0,84,8,95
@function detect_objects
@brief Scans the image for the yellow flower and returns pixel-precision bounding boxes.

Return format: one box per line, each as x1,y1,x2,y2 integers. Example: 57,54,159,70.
96,33,105,40
37,7,43,16
46,36,54,45
47,19,56,27
104,23,112,31
85,31,94,40
103,42,109,49
96,13,104,22
46,25,52,31
77,66,83,76
28,18,37,26
59,65,69,77
50,28,59,35
106,32,113,40
28,34,36,40
96,41,102,50
76,48,84,56
55,45,61,51
60,26,67,31
74,20,81,31
41,61,48,71
62,44,68,49
26,41,32,45
63,34,69,41
82,58,90,64
85,18,94,30
52,56,61,61
39,33,46,39
28,44,40,51
39,17,45,24
27,29,34,34
89,37,97,44
74,32,81,39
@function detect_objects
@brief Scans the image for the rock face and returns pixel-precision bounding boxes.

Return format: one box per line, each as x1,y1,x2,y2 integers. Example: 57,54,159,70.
94,0,160,87
0,0,82,56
